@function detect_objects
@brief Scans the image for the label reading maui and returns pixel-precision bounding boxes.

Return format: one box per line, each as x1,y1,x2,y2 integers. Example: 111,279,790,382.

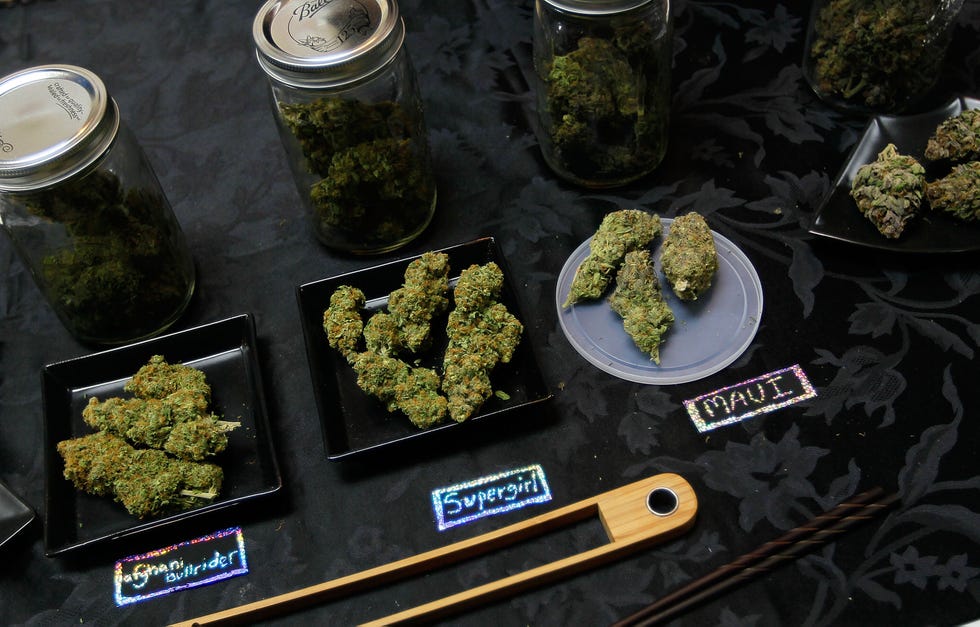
432,464,552,531
114,527,248,606
684,364,817,433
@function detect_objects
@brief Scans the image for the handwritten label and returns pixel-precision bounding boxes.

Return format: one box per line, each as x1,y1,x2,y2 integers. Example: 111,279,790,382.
431,464,552,531
114,527,248,606
684,364,816,433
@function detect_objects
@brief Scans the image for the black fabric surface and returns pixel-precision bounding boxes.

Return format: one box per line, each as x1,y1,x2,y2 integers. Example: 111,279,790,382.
1,1,979,625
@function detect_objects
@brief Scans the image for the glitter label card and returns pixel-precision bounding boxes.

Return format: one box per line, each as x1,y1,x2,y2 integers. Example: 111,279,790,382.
114,526,248,606
684,364,817,432
431,464,552,531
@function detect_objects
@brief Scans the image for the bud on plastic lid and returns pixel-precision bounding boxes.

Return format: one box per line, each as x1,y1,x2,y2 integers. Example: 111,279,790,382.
0,64,119,191
541,0,655,15
252,0,404,88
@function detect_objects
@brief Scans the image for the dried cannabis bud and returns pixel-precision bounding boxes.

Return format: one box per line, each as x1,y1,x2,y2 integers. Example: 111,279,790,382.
57,431,223,519
807,0,949,111
22,171,192,342
924,110,980,163
322,285,366,363
81,356,235,460
442,262,523,422
82,396,235,461
363,252,450,355
925,161,980,221
279,98,435,250
542,21,671,185
850,143,926,238
321,256,522,429
125,354,211,403
661,213,718,301
351,351,447,429
564,209,661,307
609,250,674,364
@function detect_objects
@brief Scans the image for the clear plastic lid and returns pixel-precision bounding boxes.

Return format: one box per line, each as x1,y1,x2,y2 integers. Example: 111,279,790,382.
0,64,118,191
252,0,404,88
556,218,764,385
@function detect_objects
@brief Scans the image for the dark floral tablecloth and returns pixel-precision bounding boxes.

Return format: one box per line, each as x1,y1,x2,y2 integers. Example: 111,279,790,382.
1,1,979,625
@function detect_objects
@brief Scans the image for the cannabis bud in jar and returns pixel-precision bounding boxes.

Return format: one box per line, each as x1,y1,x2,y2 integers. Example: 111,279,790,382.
253,0,436,254
533,0,672,188
802,0,964,113
0,65,195,345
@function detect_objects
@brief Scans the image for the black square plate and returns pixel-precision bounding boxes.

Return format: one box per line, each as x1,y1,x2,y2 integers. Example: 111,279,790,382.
809,95,980,253
42,313,281,557
297,237,551,461
0,479,35,549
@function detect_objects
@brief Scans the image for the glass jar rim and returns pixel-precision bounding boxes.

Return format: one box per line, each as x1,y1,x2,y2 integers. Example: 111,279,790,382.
540,0,658,16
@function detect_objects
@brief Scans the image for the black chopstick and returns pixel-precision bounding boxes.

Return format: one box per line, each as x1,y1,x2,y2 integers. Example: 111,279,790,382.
612,487,898,627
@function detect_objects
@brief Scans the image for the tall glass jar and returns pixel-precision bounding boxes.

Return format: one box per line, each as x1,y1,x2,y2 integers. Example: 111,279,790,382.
533,0,672,189
0,65,195,345
252,0,437,254
802,0,965,115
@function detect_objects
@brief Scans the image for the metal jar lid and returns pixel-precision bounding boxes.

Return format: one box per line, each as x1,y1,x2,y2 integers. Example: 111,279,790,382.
253,0,405,89
0,64,119,192
541,0,656,16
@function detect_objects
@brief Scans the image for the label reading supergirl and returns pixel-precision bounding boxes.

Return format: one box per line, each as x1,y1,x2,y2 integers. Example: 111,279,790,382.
114,526,248,606
432,464,552,531
684,364,817,433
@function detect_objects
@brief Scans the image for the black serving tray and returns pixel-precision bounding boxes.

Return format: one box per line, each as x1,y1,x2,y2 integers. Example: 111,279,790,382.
297,237,551,461
42,313,281,557
810,95,980,253
0,479,35,550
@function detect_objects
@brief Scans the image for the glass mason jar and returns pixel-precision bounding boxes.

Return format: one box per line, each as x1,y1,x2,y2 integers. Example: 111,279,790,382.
252,0,437,254
532,0,672,188
802,0,965,115
0,65,195,345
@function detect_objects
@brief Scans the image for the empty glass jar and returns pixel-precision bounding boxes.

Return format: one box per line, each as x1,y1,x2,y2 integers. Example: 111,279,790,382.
0,65,195,345
533,0,673,188
252,0,437,254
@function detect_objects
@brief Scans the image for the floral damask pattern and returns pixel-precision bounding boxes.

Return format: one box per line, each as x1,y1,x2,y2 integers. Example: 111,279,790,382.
0,1,978,626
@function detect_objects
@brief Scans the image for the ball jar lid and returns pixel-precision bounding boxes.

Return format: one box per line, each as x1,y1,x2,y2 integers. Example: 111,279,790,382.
541,0,656,15
0,64,119,192
253,0,405,88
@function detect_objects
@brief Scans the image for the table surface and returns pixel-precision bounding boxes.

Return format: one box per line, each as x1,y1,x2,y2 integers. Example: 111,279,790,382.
2,1,979,625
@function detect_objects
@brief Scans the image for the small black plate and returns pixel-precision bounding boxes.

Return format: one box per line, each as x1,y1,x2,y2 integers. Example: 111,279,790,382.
0,479,35,549
810,95,980,253
42,313,281,557
297,237,551,461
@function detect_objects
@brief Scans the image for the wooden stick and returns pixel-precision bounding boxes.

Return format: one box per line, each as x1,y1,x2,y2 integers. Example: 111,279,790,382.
613,489,899,627
171,473,697,626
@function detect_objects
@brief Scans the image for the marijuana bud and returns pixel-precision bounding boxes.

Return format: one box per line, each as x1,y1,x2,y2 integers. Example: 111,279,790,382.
362,251,450,355
850,143,925,238
925,161,980,221
660,213,718,301
322,285,366,363
442,262,523,423
806,0,951,112
924,109,980,163
608,250,674,364
351,351,448,429
58,432,223,519
278,97,435,251
538,17,671,186
564,209,661,307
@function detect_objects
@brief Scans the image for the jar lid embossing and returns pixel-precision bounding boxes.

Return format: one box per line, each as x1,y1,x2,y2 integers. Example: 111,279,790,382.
0,65,119,191
253,0,403,88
